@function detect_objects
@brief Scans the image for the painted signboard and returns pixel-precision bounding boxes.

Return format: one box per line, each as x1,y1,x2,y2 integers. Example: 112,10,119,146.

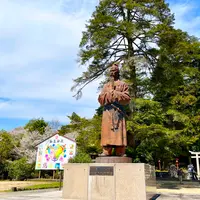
35,134,76,170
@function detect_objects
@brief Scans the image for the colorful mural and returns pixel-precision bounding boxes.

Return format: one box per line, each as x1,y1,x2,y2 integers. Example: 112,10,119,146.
35,134,76,170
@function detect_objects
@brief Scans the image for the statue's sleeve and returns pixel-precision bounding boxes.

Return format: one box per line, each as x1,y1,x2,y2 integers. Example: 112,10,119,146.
113,83,130,105
98,84,113,106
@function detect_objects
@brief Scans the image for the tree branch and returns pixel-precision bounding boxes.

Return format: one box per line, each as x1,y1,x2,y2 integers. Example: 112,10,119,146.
72,57,122,100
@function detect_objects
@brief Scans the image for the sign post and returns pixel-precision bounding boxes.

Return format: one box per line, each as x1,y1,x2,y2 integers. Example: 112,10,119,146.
59,170,62,191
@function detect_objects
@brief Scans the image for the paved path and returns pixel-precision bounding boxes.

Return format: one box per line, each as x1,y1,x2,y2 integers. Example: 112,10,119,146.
157,187,200,195
0,189,62,200
157,188,200,199
0,189,200,200
158,193,200,200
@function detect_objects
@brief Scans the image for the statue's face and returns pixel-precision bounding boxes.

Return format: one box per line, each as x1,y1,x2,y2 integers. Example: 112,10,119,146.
110,65,119,78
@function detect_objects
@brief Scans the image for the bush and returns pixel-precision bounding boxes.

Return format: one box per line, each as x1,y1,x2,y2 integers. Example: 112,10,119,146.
68,152,92,163
8,157,34,180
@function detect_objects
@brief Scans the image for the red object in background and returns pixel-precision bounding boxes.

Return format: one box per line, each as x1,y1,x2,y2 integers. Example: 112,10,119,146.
176,158,179,169
158,160,161,170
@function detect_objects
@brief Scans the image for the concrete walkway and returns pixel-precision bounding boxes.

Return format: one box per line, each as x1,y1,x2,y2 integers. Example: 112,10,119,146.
0,189,62,200
0,188,200,200
157,188,200,200
157,187,200,195
158,193,200,200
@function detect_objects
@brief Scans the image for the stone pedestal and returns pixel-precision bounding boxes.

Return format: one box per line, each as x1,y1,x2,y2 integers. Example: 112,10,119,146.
96,156,132,163
63,163,156,200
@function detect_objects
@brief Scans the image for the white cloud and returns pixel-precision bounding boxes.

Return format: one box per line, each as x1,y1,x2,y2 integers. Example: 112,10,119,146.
3,0,199,128
0,0,100,124
169,0,200,37
0,2,89,68
0,101,9,109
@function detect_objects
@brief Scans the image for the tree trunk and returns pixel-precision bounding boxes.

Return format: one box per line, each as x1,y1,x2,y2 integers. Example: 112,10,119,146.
127,37,137,99
127,9,137,99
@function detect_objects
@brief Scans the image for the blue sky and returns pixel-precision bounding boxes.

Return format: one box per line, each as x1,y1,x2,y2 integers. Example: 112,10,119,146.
0,0,200,131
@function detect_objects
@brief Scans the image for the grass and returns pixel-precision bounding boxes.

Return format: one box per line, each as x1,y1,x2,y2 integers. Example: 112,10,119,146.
19,182,63,191
26,178,62,182
0,180,63,192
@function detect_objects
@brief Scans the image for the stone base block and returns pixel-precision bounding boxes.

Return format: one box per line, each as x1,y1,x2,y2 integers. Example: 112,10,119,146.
63,163,156,200
96,156,132,163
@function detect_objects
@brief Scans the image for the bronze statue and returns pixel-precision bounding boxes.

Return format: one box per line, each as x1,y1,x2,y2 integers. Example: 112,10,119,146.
98,63,130,156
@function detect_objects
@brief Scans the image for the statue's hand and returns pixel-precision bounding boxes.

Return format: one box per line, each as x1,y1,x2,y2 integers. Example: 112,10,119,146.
104,93,113,105
112,90,119,102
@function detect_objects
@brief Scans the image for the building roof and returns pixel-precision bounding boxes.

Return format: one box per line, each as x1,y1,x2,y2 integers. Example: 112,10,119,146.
35,132,76,147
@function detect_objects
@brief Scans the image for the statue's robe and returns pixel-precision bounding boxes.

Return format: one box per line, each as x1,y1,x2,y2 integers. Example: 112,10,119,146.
98,80,130,147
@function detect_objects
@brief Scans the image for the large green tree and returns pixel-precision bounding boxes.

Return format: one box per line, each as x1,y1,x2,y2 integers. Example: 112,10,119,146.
126,98,198,165
72,0,174,98
151,29,200,105
151,28,200,152
67,0,200,167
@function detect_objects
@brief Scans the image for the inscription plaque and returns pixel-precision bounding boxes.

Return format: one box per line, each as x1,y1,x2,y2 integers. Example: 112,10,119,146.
90,166,114,176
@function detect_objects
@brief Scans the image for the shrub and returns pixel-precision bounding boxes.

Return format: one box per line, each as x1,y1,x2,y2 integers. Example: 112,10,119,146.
68,152,92,163
8,157,34,180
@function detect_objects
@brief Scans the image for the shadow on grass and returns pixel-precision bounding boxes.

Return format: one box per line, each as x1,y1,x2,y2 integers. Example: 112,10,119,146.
157,182,180,189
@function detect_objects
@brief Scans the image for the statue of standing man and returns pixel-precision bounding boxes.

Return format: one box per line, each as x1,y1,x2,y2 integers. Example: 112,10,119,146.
98,63,131,156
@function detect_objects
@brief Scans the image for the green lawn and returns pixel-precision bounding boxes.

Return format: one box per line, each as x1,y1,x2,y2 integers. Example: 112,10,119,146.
0,180,63,192
22,182,62,190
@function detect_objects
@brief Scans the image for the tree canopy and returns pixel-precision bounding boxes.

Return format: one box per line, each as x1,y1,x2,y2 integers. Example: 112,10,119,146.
72,0,174,98
24,118,48,135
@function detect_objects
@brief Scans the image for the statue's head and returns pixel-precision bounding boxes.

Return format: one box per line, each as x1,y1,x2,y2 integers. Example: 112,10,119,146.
110,63,119,80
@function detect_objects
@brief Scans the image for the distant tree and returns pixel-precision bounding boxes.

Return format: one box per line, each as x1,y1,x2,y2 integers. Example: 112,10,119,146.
24,118,48,135
8,157,34,180
95,106,104,116
0,131,15,161
0,130,16,179
59,112,101,154
48,120,61,131
58,112,82,135
14,126,54,163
